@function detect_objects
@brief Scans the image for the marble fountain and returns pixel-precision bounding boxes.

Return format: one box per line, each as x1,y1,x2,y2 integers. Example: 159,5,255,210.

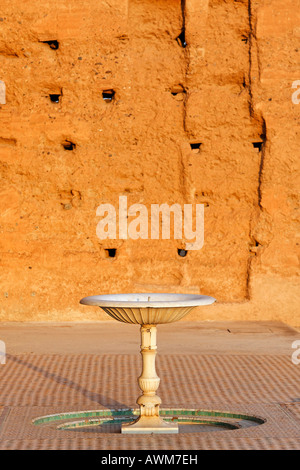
79,293,215,434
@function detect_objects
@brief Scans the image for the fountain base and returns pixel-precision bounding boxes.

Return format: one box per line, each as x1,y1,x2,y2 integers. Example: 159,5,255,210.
121,415,178,434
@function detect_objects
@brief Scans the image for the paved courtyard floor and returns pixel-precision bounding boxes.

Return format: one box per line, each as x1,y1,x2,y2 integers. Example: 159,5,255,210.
0,321,299,450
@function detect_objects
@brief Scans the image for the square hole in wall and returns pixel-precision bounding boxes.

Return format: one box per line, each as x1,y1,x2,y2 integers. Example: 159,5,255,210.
176,30,187,48
170,84,186,96
42,40,59,50
102,89,115,101
252,142,263,152
178,249,187,257
62,140,76,151
190,142,202,153
105,248,117,258
49,93,61,103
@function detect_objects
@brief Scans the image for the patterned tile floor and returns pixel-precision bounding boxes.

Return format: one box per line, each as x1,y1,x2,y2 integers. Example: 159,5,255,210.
0,322,299,449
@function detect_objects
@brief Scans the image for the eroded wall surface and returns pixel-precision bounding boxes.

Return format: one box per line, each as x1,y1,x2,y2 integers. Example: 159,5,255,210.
0,0,299,324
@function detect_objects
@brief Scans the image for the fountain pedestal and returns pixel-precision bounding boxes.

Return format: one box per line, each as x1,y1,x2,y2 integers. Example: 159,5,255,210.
122,325,178,434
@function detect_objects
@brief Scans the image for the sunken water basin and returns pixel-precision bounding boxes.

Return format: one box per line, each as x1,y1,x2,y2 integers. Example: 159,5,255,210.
32,294,266,435
32,408,265,434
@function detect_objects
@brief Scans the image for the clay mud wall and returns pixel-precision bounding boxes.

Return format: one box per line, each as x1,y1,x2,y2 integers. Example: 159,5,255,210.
0,0,299,325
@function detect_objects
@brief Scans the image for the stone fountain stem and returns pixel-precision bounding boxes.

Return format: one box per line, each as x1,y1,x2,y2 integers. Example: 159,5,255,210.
137,325,161,417
122,324,178,433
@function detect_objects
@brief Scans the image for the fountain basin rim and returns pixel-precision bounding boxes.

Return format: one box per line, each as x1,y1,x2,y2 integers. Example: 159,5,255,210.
80,293,216,308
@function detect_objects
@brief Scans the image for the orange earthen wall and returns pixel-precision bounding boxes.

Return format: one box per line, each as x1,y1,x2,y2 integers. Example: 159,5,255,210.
0,0,299,325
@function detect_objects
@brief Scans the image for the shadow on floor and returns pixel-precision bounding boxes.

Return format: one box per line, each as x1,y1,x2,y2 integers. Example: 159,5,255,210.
6,354,128,409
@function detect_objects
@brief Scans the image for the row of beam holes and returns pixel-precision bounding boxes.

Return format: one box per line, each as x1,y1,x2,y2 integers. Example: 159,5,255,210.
51,86,183,105
48,89,115,104
58,129,259,155
42,30,188,51
189,142,263,154
58,128,201,156
105,249,188,258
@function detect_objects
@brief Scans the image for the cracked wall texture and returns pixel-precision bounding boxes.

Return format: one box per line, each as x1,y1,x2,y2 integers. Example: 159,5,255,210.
0,0,299,325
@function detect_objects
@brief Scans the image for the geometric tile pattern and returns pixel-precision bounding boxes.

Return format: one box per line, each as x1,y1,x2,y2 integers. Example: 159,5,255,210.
0,354,299,449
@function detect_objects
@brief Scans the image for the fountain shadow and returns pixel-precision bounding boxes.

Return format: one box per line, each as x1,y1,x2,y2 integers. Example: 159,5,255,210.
6,354,129,409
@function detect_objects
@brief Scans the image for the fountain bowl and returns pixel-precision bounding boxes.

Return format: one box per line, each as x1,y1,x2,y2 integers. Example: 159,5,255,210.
80,293,216,324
